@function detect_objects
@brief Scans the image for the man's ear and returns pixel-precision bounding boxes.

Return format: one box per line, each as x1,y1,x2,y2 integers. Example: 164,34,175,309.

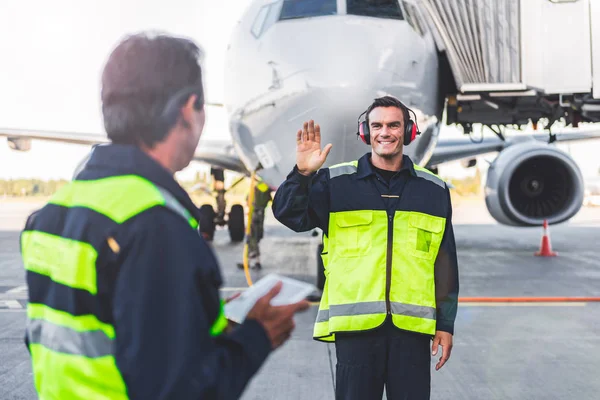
180,94,199,128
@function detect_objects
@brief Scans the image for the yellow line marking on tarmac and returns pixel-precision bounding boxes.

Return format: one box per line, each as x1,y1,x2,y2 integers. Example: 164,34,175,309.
306,302,588,308
219,289,590,308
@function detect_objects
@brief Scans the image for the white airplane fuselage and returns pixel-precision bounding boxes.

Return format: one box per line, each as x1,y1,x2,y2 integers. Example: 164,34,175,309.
224,1,442,189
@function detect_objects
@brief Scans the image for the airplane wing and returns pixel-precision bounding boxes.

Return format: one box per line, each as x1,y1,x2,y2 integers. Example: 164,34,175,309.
193,139,249,175
428,127,600,167
0,127,109,147
0,127,248,175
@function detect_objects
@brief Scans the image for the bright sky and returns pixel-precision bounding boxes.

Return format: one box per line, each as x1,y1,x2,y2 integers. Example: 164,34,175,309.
0,0,249,180
1,0,599,181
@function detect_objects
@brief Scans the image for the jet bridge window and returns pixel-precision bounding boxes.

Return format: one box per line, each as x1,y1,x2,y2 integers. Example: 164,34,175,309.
347,0,404,20
279,0,337,21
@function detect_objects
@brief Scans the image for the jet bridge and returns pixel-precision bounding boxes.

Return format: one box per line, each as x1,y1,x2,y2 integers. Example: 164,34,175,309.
408,0,600,130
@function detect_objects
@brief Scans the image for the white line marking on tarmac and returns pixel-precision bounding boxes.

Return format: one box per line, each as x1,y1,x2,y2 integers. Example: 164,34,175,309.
0,293,28,300
0,300,23,309
6,285,27,293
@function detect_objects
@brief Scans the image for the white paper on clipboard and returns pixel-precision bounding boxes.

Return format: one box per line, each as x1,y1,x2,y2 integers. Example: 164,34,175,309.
224,273,316,324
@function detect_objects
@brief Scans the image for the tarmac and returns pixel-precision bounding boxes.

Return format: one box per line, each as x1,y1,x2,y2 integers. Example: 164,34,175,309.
1,197,600,399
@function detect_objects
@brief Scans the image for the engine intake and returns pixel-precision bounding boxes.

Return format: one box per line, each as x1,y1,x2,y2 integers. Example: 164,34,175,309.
485,142,583,226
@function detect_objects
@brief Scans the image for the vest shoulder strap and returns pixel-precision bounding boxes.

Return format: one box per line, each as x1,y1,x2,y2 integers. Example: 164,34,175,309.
50,175,198,228
412,165,446,189
328,160,358,179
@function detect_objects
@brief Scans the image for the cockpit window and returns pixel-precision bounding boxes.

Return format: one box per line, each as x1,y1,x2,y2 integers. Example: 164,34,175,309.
252,6,271,37
347,0,404,20
252,2,283,37
279,0,337,21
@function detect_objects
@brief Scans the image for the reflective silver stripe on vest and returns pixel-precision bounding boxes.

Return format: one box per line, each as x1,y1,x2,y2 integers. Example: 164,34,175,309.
316,309,329,323
329,164,357,179
414,170,445,188
324,301,436,320
329,301,387,317
390,302,436,320
157,187,193,223
27,319,113,358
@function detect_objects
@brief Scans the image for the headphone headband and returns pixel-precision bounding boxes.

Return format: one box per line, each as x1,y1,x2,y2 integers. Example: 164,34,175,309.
356,100,420,146
153,84,204,141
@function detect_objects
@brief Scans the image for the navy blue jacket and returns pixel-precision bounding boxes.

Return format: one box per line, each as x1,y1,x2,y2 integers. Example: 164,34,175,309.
272,154,459,334
24,144,271,399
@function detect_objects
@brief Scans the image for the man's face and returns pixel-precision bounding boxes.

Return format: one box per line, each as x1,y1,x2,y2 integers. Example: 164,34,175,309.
175,95,205,171
184,105,205,164
369,106,404,159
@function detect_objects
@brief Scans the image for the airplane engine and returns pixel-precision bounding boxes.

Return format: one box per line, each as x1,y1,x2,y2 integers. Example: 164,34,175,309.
7,137,31,151
484,142,584,226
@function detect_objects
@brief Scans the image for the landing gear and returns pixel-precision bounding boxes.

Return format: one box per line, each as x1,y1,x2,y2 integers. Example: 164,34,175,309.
199,204,216,241
228,204,245,242
212,168,227,227
198,168,246,243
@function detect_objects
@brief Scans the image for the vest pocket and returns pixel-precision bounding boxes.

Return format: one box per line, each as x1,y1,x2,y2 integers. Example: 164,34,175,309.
332,211,373,258
407,213,444,260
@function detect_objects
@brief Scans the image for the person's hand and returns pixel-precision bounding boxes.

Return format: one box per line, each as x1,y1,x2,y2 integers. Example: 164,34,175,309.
246,281,310,349
432,331,453,371
296,120,332,176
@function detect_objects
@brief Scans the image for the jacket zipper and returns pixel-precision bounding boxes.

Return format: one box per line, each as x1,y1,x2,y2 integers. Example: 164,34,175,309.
386,213,393,314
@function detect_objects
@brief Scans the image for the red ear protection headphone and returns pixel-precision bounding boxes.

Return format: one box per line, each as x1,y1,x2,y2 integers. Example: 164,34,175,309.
357,102,420,146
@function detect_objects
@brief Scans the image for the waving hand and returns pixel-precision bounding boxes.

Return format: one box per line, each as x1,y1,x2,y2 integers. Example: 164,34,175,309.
296,120,332,176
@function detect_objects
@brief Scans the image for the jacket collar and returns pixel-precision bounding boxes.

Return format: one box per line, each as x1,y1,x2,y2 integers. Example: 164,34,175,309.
83,144,202,221
356,153,416,180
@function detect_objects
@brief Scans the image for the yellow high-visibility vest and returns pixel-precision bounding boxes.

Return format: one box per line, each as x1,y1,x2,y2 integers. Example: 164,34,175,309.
21,175,227,399
313,162,446,342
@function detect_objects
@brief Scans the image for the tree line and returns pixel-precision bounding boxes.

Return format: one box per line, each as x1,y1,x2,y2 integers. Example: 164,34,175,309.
0,179,69,197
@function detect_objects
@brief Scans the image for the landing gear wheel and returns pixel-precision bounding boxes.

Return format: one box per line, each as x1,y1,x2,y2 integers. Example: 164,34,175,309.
316,243,325,290
199,204,216,241
228,204,245,242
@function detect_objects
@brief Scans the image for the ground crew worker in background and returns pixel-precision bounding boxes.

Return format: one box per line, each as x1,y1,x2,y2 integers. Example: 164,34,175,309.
272,96,459,399
20,32,308,399
238,179,272,270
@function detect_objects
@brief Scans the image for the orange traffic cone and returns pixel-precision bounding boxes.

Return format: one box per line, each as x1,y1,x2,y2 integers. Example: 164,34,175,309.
535,219,557,257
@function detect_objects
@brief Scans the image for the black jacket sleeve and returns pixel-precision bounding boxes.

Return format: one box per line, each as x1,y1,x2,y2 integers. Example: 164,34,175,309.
272,166,330,233
112,208,272,400
434,187,460,335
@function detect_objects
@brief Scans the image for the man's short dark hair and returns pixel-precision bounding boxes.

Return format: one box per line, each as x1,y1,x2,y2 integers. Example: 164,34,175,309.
101,32,204,147
365,96,409,127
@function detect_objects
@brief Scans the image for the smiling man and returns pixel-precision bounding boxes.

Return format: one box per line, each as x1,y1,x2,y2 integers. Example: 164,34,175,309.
272,96,459,399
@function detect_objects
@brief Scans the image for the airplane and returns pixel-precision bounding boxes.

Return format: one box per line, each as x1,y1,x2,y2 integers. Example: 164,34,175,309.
221,0,600,227
3,0,600,289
